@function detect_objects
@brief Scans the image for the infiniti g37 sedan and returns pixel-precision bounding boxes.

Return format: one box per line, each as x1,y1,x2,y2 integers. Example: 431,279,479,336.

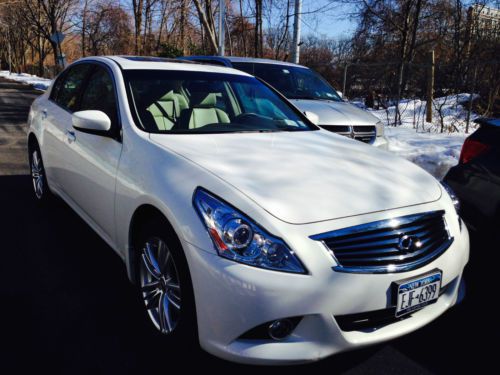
27,56,469,365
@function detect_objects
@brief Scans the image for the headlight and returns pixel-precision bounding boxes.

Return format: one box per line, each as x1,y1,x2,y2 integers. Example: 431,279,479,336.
441,181,460,215
193,188,306,274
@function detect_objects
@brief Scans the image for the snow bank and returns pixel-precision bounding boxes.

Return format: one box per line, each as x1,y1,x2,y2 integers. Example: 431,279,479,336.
369,94,479,133
384,127,467,180
0,71,52,91
356,94,478,179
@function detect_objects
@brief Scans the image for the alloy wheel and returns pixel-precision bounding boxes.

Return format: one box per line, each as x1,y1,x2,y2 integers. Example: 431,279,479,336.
31,150,44,199
139,237,182,334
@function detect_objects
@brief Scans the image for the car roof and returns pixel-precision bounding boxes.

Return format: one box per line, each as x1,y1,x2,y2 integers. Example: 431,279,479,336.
474,117,500,127
76,55,253,76
185,55,309,69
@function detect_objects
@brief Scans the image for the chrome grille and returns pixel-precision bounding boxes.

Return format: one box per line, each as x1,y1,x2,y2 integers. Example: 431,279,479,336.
320,125,376,144
310,211,453,273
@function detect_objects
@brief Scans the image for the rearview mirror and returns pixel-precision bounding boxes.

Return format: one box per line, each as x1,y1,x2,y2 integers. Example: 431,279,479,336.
303,111,319,125
72,110,111,134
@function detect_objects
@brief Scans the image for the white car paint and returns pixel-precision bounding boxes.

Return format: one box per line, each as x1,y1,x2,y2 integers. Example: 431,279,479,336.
28,56,469,365
150,131,442,224
72,110,112,132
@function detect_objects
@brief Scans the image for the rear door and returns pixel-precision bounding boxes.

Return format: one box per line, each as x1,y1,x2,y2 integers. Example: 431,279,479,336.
43,64,92,191
62,63,123,242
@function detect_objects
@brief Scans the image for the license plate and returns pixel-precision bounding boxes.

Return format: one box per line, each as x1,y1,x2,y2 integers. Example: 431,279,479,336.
395,271,442,317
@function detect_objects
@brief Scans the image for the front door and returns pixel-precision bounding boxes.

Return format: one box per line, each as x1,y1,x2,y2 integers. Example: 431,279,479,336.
42,64,92,191
62,64,123,243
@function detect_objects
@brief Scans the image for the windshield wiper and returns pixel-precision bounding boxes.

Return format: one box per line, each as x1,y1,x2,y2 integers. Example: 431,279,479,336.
290,95,340,102
289,95,317,100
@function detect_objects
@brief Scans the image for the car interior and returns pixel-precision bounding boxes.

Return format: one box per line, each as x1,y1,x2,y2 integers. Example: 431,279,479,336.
134,80,234,131
130,76,308,133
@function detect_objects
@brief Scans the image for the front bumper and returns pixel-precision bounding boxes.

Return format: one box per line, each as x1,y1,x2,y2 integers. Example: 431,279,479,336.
183,222,469,365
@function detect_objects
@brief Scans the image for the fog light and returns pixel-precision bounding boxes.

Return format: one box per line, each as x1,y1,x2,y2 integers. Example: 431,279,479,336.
268,319,294,340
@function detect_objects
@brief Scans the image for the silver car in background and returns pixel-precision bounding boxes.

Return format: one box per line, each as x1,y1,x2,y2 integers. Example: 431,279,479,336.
180,56,388,149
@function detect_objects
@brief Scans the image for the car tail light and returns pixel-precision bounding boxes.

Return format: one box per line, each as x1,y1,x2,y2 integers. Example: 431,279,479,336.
459,138,490,164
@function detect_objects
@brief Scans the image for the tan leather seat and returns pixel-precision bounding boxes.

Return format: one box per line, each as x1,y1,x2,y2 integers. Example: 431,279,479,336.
175,93,189,112
147,91,180,131
179,93,230,129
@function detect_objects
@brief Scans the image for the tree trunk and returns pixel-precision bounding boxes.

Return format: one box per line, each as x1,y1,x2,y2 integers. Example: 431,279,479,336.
38,34,44,77
81,0,89,57
192,0,218,53
254,0,262,57
239,0,246,55
132,0,144,55
180,0,187,54
394,1,412,126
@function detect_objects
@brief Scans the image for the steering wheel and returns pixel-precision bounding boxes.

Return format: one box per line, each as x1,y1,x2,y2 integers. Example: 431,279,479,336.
234,113,262,123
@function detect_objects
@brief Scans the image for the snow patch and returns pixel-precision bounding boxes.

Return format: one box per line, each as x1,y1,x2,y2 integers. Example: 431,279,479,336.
353,94,478,179
0,71,52,91
384,127,467,180
368,94,479,133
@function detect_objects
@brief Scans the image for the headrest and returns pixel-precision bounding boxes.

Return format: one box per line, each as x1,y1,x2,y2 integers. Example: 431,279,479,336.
191,92,217,108
157,90,180,115
159,90,175,101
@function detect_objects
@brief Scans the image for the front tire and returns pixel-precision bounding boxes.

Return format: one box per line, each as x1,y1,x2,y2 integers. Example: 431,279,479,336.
136,220,197,342
28,144,52,204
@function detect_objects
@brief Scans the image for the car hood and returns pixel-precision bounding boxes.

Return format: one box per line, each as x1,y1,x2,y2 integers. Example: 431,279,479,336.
290,99,379,126
150,130,442,224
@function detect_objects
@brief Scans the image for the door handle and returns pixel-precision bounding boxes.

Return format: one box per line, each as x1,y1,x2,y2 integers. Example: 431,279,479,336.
67,130,76,143
42,109,47,119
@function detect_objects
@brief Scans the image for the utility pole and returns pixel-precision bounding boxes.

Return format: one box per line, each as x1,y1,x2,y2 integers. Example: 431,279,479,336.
342,64,349,99
426,50,435,123
218,0,225,56
291,0,302,64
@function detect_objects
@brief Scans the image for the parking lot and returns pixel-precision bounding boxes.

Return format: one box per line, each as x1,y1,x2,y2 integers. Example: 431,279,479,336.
0,77,495,373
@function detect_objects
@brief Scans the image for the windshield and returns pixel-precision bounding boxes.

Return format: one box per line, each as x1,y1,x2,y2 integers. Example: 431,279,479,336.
232,62,342,101
125,70,316,134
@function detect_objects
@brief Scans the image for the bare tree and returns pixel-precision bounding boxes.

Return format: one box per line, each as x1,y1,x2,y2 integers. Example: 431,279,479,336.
132,0,144,54
264,0,292,60
192,0,218,53
84,3,132,56
20,0,77,71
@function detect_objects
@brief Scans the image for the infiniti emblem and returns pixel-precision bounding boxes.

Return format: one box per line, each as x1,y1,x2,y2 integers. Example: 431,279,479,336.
398,235,417,252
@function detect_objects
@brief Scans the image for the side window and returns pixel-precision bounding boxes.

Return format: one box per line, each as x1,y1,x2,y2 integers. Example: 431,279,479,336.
79,66,118,128
56,64,92,112
254,64,294,95
49,72,66,102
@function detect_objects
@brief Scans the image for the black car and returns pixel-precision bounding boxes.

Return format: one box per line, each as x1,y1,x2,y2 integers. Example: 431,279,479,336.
444,117,500,233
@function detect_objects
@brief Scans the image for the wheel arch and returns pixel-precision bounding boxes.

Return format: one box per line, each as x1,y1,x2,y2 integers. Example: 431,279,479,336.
27,132,39,151
127,204,184,284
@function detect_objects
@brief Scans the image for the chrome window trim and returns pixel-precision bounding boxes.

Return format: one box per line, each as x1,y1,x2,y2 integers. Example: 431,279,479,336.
310,211,454,274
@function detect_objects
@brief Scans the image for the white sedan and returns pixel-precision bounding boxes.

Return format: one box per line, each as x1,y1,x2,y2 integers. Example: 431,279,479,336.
27,56,469,365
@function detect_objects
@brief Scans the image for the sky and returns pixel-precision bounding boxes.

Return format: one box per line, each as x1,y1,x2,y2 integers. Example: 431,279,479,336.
300,1,358,39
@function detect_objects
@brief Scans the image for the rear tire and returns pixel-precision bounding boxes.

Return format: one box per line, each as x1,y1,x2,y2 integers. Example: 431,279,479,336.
135,219,197,344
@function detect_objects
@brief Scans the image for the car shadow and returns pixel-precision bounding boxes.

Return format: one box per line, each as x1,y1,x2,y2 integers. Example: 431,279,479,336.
0,175,493,373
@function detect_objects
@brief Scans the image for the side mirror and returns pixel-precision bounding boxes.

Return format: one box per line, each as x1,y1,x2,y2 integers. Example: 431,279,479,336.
72,110,111,135
303,111,319,125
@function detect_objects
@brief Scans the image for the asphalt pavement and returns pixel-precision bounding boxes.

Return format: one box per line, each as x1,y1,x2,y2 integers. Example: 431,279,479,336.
0,77,495,374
